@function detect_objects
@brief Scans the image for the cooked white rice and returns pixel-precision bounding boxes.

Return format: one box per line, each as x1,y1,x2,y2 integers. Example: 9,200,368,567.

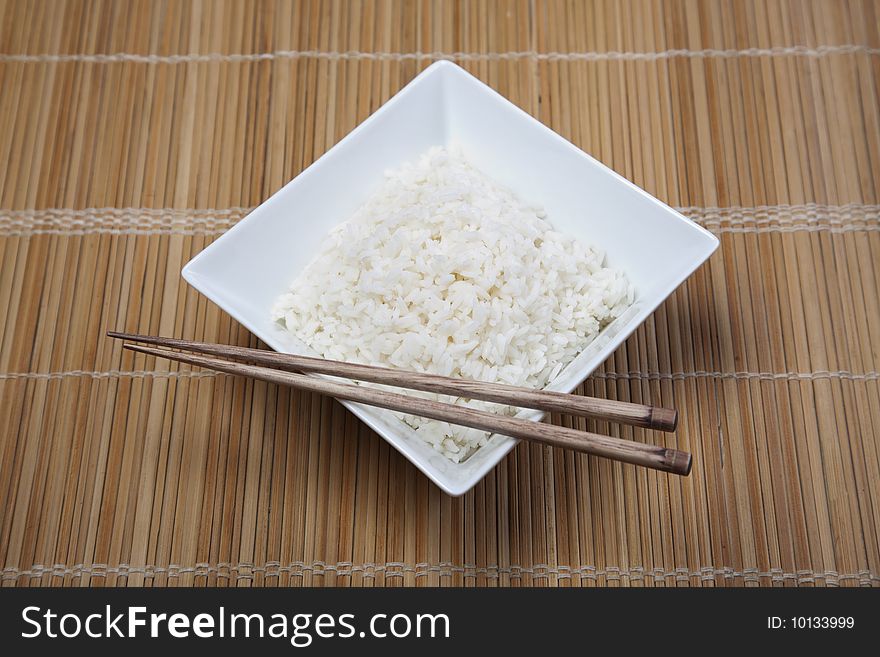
272,146,633,462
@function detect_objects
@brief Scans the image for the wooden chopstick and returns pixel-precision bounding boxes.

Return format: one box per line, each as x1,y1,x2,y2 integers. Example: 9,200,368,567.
117,340,692,476
107,331,677,432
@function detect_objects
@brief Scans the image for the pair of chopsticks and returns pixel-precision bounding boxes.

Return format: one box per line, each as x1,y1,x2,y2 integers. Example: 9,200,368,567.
108,331,692,476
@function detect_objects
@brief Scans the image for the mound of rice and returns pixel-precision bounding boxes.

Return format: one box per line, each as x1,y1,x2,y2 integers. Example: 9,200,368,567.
272,146,633,462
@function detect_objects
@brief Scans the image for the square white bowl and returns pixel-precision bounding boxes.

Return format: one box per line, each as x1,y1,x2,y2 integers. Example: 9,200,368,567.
182,60,719,496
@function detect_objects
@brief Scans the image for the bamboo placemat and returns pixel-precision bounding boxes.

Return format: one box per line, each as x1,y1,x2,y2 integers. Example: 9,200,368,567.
1,0,879,587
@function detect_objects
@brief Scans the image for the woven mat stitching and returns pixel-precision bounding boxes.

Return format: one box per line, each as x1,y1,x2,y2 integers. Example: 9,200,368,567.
1,204,877,237
0,44,877,65
2,563,877,585
2,369,878,382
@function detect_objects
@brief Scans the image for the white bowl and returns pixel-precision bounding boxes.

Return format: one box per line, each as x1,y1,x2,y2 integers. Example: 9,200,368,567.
182,61,719,496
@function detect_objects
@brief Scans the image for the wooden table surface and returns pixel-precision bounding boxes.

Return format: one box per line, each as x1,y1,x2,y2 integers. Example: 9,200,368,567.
1,0,879,587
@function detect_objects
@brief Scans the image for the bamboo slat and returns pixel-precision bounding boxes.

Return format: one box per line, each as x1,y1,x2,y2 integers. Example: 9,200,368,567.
1,0,879,587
